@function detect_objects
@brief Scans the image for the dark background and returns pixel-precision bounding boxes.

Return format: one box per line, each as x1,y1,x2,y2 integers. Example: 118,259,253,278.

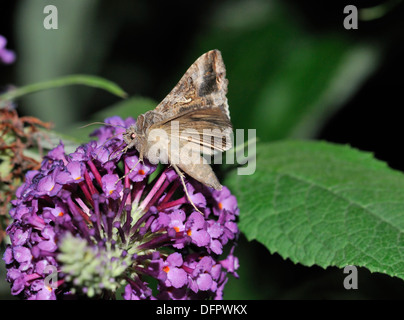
1,0,404,299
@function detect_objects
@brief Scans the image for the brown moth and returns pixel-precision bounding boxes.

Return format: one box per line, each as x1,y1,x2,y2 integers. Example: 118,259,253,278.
122,50,233,208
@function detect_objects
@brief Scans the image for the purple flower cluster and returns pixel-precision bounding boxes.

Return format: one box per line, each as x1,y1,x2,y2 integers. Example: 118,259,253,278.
3,116,239,299
0,35,15,65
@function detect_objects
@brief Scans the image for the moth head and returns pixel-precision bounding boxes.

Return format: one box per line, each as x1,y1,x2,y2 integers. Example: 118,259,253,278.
122,124,148,158
123,125,137,150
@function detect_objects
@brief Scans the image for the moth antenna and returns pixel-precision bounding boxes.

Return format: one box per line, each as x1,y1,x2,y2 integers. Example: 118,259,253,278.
79,122,127,130
171,163,203,215
114,158,142,186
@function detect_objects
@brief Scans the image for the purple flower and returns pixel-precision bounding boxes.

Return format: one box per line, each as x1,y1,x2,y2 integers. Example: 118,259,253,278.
3,116,239,300
212,186,239,216
185,212,210,247
0,35,16,64
160,253,188,288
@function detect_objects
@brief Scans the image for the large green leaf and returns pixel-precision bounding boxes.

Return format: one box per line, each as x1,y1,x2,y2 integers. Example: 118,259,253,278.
225,140,404,280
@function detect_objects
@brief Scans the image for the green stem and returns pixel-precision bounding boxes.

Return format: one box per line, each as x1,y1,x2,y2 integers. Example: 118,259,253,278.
0,74,127,105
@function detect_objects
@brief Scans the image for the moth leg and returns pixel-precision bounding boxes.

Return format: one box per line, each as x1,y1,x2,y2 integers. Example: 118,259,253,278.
174,167,185,178
121,146,129,154
120,138,137,155
171,163,203,215
108,145,126,161
114,157,142,186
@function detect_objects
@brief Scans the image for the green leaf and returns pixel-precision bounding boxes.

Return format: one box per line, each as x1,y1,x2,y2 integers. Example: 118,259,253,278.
0,74,127,105
189,0,381,140
65,96,157,141
38,129,84,154
90,96,156,120
225,140,404,280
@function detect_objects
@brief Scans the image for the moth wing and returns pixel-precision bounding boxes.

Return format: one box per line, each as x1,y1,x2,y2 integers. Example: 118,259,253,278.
153,49,230,122
173,154,223,190
156,107,233,156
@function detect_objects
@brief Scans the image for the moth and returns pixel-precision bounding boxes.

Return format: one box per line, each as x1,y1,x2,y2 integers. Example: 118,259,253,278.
122,50,233,210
